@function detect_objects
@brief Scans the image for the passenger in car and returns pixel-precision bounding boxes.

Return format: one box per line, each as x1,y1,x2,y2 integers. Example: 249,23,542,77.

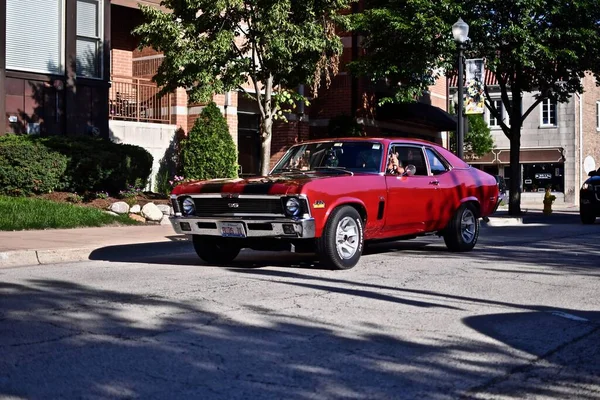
386,152,405,175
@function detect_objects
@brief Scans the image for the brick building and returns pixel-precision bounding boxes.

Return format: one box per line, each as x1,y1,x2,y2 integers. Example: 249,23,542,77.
1,0,453,184
109,0,453,176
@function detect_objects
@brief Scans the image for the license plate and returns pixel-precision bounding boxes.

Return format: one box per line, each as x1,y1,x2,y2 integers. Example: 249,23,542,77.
220,222,246,238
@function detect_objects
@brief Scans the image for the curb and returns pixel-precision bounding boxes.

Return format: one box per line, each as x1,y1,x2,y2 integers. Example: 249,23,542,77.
0,247,98,269
483,216,524,227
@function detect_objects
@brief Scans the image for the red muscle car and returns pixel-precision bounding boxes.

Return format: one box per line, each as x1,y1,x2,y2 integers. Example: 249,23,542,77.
170,138,499,270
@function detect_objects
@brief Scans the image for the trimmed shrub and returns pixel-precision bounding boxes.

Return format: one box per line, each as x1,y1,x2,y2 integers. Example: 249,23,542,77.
40,136,153,194
0,135,153,196
181,102,238,180
0,135,68,196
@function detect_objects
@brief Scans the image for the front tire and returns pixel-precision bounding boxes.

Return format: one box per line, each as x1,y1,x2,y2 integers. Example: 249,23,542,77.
192,235,241,265
580,211,596,224
443,203,480,252
316,206,364,270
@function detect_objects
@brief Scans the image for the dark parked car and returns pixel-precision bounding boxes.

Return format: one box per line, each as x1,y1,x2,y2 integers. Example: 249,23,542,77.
170,137,500,269
580,168,600,224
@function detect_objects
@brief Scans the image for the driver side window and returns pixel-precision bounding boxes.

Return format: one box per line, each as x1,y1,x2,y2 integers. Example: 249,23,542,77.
391,145,428,176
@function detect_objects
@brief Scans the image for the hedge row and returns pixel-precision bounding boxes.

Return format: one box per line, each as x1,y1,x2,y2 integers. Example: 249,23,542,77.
0,135,153,196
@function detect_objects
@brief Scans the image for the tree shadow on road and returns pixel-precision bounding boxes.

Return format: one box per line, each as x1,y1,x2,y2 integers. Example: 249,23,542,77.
2,267,600,399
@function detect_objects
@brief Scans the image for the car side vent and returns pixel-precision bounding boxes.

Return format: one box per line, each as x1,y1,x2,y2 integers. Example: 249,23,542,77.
377,200,385,220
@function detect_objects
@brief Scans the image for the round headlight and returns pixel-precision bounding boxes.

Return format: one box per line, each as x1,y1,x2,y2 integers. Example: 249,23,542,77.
285,197,301,217
182,197,195,216
582,183,594,191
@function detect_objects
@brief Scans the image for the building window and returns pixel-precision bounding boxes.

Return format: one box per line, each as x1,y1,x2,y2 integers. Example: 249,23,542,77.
596,101,600,131
523,163,564,193
6,0,64,74
540,98,557,127
488,99,503,128
77,0,103,78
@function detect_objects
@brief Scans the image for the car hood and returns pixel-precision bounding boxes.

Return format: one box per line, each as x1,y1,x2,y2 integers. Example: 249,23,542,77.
171,173,331,196
584,174,600,185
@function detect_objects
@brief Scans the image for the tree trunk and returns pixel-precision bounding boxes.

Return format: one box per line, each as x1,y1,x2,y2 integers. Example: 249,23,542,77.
259,116,273,176
508,125,522,215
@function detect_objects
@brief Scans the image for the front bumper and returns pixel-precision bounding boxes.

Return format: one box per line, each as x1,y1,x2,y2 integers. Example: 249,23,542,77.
170,217,316,238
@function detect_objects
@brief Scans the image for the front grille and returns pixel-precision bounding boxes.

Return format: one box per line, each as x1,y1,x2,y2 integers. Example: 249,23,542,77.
190,197,284,216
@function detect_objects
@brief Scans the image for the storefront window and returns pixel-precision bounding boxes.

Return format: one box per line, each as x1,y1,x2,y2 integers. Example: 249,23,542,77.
522,163,564,192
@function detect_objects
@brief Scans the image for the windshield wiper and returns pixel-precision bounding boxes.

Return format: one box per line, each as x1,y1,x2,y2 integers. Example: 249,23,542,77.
313,167,354,176
274,168,308,175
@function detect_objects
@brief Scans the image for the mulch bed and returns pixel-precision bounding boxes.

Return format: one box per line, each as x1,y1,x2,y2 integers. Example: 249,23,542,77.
37,192,171,211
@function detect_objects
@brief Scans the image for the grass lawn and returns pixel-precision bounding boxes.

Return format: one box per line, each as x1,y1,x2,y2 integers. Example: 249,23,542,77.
0,196,140,231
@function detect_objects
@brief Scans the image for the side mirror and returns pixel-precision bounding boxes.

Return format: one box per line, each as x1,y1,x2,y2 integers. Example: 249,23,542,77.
404,164,416,177
588,170,598,177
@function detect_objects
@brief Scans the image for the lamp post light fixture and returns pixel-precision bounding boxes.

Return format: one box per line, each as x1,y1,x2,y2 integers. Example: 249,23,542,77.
452,17,469,160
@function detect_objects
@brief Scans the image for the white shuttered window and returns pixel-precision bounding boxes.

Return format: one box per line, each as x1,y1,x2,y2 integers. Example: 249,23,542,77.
6,0,64,74
77,0,103,78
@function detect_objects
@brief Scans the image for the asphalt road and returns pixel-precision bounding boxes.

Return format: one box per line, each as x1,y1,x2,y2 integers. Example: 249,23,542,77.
2,215,600,399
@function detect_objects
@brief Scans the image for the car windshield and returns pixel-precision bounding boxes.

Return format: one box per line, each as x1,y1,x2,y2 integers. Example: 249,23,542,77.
271,141,384,174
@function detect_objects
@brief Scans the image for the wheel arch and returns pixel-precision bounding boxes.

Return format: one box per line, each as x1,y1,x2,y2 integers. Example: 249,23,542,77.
317,198,368,237
459,197,481,218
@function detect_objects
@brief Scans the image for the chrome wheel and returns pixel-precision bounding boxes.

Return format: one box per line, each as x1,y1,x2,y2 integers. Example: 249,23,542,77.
335,216,360,259
460,208,477,244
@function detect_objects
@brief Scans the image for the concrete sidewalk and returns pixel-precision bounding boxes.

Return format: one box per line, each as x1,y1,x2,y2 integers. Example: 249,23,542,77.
0,203,581,269
0,225,188,268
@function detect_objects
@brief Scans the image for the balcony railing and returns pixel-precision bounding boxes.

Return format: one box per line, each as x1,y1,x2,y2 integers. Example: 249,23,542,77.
109,75,171,124
133,55,164,78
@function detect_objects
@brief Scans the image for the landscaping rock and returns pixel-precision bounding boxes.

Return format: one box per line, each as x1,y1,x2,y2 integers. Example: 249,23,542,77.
160,215,171,225
110,202,130,214
141,203,163,222
157,204,172,215
130,204,141,214
128,213,146,223
104,211,119,217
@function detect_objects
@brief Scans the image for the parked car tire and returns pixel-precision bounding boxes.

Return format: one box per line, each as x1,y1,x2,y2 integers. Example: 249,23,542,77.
443,203,480,252
580,211,596,225
316,205,364,270
192,235,241,264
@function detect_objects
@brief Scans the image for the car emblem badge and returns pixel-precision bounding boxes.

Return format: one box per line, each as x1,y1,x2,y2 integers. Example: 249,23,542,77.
313,200,325,209
228,203,239,208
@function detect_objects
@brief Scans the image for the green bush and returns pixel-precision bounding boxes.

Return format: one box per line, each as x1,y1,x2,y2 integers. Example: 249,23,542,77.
0,136,68,196
181,102,238,180
40,136,153,194
0,135,153,196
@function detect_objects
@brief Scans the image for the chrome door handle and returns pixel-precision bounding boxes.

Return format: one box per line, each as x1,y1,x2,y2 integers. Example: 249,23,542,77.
429,180,439,186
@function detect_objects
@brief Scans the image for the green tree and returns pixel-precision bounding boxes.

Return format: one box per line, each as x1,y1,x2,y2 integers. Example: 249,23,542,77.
349,0,459,103
465,114,494,159
351,0,600,214
135,0,354,176
181,102,238,180
448,114,494,159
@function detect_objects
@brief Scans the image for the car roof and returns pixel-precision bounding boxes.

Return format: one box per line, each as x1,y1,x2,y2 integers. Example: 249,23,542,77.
295,137,471,169
298,137,440,147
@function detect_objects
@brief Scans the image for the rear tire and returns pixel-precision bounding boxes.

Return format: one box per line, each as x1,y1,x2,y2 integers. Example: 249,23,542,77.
316,206,364,270
443,203,480,252
580,212,596,225
192,235,240,265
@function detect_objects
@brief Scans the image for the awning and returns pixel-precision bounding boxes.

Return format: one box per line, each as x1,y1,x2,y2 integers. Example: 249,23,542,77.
111,0,167,10
469,148,565,164
377,102,457,132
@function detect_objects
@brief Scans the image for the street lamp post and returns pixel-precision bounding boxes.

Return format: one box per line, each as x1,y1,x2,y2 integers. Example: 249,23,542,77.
452,18,469,160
